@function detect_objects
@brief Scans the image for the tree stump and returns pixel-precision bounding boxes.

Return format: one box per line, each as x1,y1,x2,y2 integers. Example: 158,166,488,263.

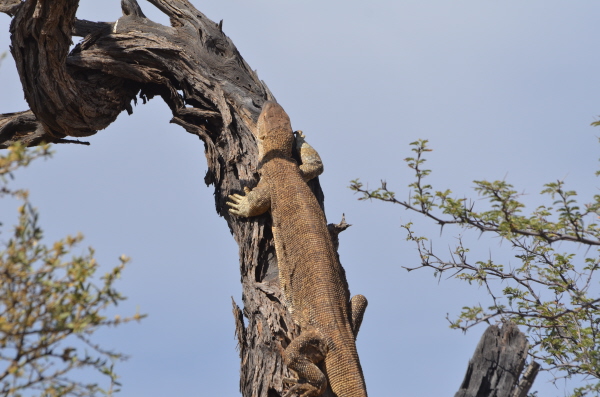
455,322,539,397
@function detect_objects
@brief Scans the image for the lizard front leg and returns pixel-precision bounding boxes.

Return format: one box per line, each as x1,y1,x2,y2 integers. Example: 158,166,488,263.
283,329,328,397
295,130,323,182
227,179,271,218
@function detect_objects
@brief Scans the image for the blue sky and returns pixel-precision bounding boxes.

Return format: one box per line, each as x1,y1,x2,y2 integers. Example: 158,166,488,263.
1,1,600,395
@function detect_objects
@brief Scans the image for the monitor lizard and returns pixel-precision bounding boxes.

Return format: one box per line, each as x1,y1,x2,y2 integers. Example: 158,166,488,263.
227,101,368,397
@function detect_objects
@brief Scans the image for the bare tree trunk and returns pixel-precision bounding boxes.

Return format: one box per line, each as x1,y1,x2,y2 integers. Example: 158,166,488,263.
455,322,539,397
0,0,316,396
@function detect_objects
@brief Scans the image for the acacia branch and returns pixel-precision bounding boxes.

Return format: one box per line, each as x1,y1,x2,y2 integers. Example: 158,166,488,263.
353,183,600,246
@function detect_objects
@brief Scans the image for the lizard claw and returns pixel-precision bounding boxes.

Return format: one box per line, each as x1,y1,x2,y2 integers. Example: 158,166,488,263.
282,377,321,397
228,193,243,202
294,130,308,150
227,193,251,217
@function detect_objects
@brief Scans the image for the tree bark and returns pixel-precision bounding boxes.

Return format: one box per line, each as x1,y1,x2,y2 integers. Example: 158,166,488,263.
455,322,539,397
0,1,330,396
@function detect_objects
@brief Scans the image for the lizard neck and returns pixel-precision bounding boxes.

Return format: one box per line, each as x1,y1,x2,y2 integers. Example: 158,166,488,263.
258,151,296,170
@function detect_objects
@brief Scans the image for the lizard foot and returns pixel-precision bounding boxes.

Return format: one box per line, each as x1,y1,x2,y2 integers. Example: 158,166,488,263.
282,377,323,397
282,329,327,397
227,187,253,217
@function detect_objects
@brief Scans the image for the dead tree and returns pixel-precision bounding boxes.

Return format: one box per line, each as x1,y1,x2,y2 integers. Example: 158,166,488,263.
0,0,308,396
0,1,540,396
455,322,540,397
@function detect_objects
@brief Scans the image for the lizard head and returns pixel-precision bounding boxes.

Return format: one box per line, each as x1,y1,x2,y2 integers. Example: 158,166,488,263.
255,101,294,161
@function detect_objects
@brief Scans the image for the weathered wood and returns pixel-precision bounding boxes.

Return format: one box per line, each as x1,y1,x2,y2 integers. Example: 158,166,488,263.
455,322,538,397
0,0,20,16
0,1,331,396
0,110,89,148
511,361,540,397
9,0,140,138
72,19,114,37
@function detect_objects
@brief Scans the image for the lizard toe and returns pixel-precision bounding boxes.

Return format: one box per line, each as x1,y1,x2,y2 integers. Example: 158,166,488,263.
282,379,322,397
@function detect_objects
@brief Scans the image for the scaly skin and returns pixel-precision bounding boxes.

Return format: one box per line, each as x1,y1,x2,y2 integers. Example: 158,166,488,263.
227,102,368,397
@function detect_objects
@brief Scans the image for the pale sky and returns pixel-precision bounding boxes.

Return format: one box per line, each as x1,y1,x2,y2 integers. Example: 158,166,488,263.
1,1,600,396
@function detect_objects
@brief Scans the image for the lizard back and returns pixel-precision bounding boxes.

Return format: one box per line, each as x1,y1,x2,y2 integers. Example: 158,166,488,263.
228,101,368,397
257,102,367,397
